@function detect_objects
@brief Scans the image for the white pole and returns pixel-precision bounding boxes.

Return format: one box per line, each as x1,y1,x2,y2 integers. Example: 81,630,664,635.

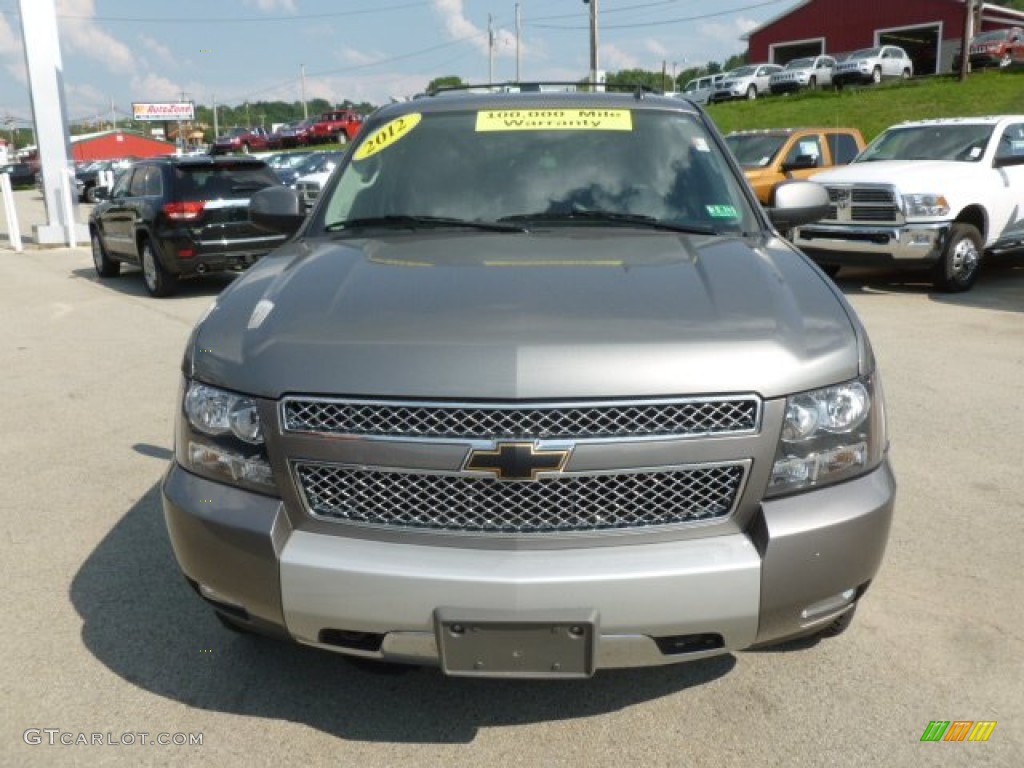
515,3,521,83
60,168,76,248
488,15,494,85
0,172,23,252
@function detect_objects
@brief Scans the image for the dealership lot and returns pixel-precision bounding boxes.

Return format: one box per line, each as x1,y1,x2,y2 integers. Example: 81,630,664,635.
2,199,1022,766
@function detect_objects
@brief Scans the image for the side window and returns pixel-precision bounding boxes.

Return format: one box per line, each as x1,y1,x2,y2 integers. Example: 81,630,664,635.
784,136,822,167
111,169,133,198
827,133,861,164
995,123,1024,161
143,166,163,197
128,166,149,196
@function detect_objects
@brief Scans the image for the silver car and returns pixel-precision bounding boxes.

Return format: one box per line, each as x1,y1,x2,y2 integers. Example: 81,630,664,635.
769,55,836,94
832,45,913,87
710,63,783,101
162,87,895,678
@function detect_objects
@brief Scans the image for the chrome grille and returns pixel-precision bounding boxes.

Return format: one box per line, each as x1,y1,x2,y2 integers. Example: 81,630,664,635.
823,184,900,224
294,462,746,533
282,397,759,440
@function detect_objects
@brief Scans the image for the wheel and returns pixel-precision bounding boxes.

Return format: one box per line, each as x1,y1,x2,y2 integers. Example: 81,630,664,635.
901,68,911,80
820,264,841,279
931,223,983,292
808,75,817,89
84,184,97,204
817,605,857,638
91,230,120,277
241,142,251,154
746,84,757,100
871,66,882,84
140,238,179,297
1000,53,1012,68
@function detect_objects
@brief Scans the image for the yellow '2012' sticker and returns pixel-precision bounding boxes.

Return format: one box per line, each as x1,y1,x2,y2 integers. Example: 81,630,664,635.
476,109,632,132
353,113,422,160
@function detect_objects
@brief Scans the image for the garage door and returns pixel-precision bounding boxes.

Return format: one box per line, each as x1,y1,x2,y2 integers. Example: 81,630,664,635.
878,23,940,75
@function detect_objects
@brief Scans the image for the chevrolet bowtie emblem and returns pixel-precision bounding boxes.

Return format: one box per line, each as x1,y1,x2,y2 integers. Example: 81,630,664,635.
464,442,571,481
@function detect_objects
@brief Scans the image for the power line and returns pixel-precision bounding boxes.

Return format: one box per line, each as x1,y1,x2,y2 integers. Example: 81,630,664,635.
526,0,789,31
0,2,432,24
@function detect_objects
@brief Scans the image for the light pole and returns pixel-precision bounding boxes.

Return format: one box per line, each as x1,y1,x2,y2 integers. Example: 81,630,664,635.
583,0,599,88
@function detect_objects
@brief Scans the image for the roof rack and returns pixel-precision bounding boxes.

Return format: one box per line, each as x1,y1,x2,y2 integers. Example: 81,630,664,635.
426,81,660,98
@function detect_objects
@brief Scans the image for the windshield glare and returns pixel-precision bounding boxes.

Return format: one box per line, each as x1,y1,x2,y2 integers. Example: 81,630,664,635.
315,109,757,234
724,133,787,168
850,48,880,59
785,58,813,69
857,124,995,163
729,66,757,77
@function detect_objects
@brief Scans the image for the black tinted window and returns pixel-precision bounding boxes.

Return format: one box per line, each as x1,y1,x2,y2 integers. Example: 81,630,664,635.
827,133,860,164
174,164,279,200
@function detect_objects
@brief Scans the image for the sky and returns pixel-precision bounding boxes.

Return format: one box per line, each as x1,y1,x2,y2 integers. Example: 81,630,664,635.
0,0,796,129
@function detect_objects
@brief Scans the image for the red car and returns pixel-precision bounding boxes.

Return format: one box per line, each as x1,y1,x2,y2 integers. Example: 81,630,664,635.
211,127,270,154
308,110,364,144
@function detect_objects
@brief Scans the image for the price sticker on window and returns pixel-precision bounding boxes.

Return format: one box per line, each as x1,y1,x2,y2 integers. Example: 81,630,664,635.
354,113,422,161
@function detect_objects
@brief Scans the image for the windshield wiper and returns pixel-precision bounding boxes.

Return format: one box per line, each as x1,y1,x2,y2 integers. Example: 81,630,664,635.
325,215,526,233
497,210,717,235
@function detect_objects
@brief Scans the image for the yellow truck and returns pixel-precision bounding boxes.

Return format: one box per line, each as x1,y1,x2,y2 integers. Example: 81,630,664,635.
725,127,865,204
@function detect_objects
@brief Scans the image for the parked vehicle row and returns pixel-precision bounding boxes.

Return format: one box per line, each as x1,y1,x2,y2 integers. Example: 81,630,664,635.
952,26,1024,71
686,46,914,105
213,109,366,156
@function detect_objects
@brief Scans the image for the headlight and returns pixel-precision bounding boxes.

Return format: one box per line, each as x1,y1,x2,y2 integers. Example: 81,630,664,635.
902,193,950,217
185,382,263,443
767,376,885,496
176,380,277,494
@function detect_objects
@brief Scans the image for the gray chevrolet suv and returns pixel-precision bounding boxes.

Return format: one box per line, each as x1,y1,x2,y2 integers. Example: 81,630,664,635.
162,86,895,678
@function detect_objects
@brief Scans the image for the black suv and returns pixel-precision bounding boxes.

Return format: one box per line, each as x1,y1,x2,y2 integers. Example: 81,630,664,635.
89,156,287,297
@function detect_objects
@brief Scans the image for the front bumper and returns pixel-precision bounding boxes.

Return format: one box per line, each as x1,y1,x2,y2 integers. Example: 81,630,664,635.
794,222,948,266
162,458,896,674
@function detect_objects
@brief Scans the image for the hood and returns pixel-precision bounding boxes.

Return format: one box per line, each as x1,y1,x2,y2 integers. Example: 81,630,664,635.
811,160,983,189
191,230,861,401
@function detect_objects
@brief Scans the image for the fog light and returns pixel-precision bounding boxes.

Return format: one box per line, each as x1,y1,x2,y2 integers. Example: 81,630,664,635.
801,589,857,621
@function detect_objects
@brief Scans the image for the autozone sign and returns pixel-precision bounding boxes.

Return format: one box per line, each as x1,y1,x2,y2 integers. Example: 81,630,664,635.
132,102,194,121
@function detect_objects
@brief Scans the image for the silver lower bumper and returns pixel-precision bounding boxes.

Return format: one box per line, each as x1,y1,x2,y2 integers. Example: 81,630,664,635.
795,222,948,263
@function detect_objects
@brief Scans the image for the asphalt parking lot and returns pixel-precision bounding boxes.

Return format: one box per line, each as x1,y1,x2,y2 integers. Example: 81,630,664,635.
2,190,1022,767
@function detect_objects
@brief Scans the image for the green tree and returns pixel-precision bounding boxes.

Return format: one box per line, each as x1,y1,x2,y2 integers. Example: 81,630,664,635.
427,76,465,93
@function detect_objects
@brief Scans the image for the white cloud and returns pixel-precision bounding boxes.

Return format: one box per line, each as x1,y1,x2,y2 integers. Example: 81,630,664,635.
431,0,516,58
0,14,23,59
138,34,176,67
56,0,136,72
342,49,385,67
644,40,670,59
600,43,640,71
243,0,298,11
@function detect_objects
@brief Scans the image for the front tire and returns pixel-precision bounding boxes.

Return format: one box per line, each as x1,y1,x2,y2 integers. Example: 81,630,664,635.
746,84,757,100
91,231,120,277
901,68,911,80
808,75,817,89
140,238,179,298
84,184,97,204
931,223,983,292
871,66,882,84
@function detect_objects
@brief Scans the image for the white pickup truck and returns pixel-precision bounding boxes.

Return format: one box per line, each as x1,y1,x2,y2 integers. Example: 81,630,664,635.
794,115,1024,291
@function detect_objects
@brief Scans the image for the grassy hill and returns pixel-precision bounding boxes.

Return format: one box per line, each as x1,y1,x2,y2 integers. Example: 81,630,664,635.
705,69,1024,142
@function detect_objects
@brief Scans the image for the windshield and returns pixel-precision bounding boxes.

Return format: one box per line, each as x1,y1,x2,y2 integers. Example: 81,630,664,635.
724,133,788,168
857,124,995,163
973,30,1009,43
314,108,758,236
849,48,881,59
727,66,757,77
785,58,814,69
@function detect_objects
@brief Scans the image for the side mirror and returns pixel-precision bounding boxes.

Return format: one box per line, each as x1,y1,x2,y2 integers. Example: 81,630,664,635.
767,180,830,230
250,185,305,235
93,186,110,201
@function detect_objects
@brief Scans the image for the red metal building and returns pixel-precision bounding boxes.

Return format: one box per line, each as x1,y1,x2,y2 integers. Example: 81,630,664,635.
70,129,177,162
744,0,1024,74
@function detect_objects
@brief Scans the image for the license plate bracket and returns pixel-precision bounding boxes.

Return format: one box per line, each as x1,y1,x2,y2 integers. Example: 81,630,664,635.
434,608,598,679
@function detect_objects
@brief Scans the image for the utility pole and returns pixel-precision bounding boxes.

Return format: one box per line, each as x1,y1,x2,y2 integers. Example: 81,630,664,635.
212,94,219,138
960,0,975,81
515,3,521,83
300,64,308,119
583,0,600,89
110,96,116,130
488,14,494,85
